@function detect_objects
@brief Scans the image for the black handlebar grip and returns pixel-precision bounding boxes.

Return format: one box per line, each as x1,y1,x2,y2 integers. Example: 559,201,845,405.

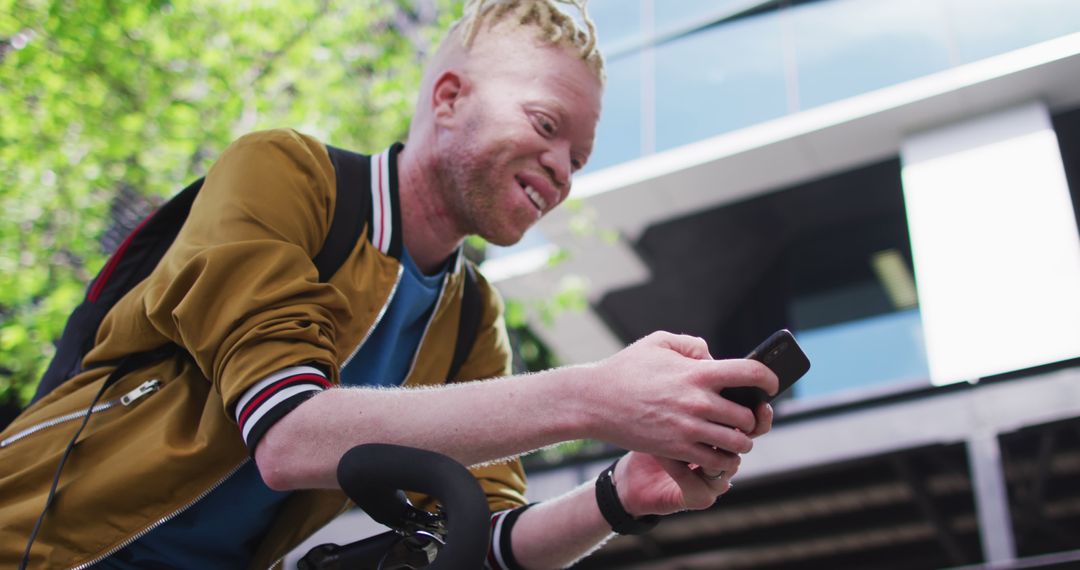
336,443,490,569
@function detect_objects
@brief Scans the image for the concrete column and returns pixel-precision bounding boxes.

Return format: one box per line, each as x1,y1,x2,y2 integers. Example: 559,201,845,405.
966,430,1016,565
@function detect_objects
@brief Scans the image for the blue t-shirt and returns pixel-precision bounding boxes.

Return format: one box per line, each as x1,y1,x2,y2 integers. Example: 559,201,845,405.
96,249,447,569
340,248,446,387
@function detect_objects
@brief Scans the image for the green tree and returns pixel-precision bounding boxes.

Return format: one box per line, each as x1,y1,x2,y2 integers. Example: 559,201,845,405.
0,0,460,406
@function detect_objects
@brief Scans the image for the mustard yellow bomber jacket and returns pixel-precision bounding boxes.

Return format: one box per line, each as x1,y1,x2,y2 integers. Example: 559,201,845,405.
0,129,528,569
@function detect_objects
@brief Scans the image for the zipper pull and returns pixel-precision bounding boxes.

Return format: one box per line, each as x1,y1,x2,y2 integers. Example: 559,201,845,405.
121,379,161,406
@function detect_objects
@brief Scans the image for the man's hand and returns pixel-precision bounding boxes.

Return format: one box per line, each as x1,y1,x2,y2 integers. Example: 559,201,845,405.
582,331,778,475
611,398,772,517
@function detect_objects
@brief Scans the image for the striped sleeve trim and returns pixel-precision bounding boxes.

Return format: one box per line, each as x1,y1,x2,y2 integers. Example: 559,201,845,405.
234,365,331,451
485,504,535,570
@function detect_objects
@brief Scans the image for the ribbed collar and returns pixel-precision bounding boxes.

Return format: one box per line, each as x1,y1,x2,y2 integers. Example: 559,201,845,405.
372,143,466,275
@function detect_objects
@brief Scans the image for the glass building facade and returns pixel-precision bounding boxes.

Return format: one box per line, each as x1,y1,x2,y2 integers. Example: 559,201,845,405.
587,0,1080,171
493,2,1080,567
579,0,1080,404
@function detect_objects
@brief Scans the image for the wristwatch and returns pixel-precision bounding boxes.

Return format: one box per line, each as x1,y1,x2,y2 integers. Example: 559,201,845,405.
594,459,660,535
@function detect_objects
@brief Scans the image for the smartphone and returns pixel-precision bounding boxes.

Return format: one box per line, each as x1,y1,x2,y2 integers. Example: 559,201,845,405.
720,329,811,408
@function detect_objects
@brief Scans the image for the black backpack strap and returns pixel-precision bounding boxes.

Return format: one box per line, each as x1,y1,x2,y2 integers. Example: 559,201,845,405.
33,146,368,406
315,145,373,282
448,263,482,381
31,179,204,405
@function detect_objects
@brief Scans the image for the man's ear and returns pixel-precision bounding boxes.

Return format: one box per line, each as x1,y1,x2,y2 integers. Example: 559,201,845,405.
432,70,467,123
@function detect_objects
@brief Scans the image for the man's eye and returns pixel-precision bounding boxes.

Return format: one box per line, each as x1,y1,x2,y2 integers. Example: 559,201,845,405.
536,115,556,135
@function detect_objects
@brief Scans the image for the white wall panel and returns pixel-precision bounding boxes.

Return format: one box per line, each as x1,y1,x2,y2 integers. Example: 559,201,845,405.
901,102,1080,384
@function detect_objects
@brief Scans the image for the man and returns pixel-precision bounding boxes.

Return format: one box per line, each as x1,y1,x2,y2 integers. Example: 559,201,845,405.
0,1,778,568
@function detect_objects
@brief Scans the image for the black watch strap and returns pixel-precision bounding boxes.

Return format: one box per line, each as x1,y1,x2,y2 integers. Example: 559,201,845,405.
595,459,660,535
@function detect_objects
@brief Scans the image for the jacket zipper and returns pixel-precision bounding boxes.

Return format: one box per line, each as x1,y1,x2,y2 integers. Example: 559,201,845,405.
70,460,248,570
0,380,162,448
402,271,453,382
75,267,406,569
339,264,404,371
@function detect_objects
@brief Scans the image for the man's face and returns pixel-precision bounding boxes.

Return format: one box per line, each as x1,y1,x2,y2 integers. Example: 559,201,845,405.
432,31,603,246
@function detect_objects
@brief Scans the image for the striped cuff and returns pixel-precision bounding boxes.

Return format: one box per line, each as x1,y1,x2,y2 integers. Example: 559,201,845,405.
486,504,536,570
233,365,331,452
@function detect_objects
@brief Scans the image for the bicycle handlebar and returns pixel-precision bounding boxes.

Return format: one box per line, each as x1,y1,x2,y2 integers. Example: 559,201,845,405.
333,443,490,569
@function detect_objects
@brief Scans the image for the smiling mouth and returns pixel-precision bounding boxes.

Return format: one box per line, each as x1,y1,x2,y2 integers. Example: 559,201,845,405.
521,183,548,212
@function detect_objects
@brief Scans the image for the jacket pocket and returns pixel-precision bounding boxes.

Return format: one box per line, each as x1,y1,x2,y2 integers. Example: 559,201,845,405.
0,379,161,448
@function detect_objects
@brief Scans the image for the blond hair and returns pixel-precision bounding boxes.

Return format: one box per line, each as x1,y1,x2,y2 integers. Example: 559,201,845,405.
448,0,605,84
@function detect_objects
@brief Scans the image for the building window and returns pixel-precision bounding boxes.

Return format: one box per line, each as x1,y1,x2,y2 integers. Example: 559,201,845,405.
787,0,953,110
585,52,643,172
587,0,643,53
653,6,788,151
652,0,765,38
945,0,1080,64
597,158,928,401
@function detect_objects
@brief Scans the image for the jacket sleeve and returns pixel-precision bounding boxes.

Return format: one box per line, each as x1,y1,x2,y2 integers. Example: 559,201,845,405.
141,129,348,418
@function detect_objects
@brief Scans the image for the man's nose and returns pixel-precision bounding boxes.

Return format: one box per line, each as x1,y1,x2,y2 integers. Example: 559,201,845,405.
539,145,571,191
